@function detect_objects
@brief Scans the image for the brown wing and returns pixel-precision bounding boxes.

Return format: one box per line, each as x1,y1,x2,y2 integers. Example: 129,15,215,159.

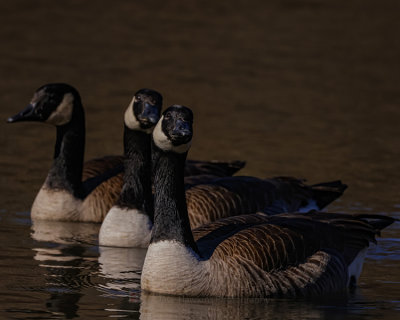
81,172,124,222
186,177,287,229
195,212,394,297
186,176,348,229
195,212,393,267
186,177,306,228
193,213,269,241
82,155,125,181
187,184,249,229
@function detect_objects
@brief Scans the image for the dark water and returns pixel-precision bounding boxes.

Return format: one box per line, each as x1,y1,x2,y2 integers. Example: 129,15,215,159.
1,0,399,319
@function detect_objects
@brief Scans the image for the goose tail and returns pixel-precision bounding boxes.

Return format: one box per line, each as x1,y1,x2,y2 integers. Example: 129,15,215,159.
352,213,397,236
310,180,348,209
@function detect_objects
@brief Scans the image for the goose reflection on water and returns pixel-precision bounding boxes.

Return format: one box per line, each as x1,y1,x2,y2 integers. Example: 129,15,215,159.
98,246,146,295
30,219,100,318
31,219,100,246
29,218,146,314
138,291,354,320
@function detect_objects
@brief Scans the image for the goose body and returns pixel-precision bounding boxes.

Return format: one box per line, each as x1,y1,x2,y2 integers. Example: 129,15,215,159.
32,155,125,222
143,213,389,297
8,84,245,223
141,105,395,298
99,107,346,247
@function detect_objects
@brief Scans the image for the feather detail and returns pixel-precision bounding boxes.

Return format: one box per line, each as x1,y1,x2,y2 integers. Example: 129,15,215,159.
82,155,125,180
186,177,347,228
81,173,124,222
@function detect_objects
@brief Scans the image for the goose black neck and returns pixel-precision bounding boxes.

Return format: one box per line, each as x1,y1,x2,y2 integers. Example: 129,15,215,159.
151,142,199,254
45,103,85,198
116,125,153,220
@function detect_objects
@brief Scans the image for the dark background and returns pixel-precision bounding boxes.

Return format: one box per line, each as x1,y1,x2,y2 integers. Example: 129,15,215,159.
2,1,400,212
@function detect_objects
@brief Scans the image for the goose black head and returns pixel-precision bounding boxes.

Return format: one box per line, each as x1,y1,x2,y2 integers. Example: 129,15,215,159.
124,88,163,133
153,105,193,153
7,83,80,126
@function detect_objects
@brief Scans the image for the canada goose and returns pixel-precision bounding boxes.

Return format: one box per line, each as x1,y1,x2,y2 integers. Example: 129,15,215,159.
141,105,395,298
8,84,245,222
99,105,346,247
7,83,132,222
98,87,161,246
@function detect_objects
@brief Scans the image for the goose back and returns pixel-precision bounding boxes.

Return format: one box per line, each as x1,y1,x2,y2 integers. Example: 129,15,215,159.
186,176,347,228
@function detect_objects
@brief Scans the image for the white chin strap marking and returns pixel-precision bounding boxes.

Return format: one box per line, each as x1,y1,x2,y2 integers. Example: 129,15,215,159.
153,116,192,153
46,93,74,126
124,96,153,134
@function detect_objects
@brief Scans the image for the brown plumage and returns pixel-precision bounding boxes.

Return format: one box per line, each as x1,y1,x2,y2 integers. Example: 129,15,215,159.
144,211,395,298
81,172,124,222
186,176,347,229
82,156,125,181
80,156,247,222
193,212,394,297
33,156,246,223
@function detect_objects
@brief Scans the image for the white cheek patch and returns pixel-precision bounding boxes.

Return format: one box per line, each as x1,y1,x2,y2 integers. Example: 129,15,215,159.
46,93,74,126
124,97,153,133
153,116,192,154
